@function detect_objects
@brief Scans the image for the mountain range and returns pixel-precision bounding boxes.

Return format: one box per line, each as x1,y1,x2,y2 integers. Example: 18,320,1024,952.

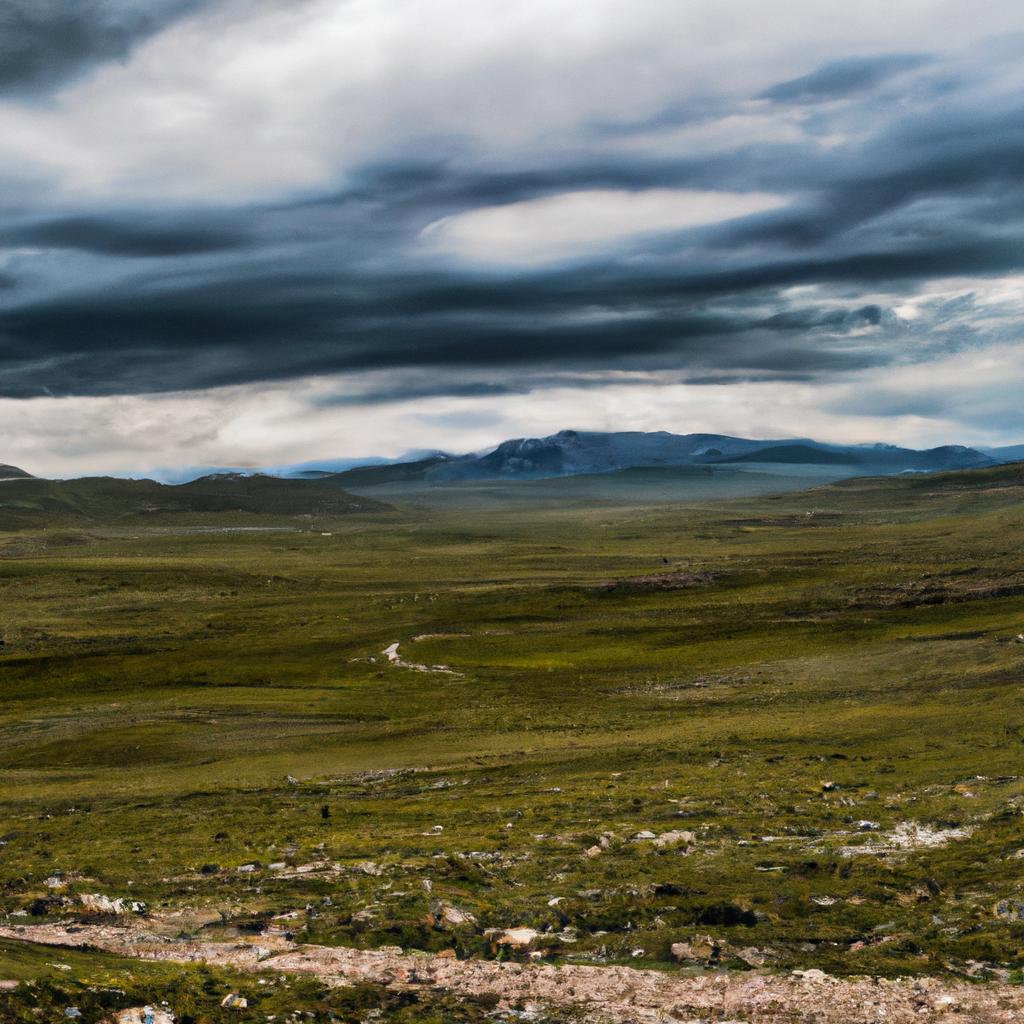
982,443,1024,462
302,430,1003,488
0,431,1018,502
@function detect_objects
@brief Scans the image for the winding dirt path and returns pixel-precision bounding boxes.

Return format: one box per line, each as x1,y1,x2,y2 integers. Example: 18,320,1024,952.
382,641,460,674
3,923,1024,1022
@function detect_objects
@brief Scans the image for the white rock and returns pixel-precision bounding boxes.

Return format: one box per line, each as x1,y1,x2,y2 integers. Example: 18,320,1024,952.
653,830,695,848
78,893,146,915
794,968,830,983
495,927,539,949
439,903,475,926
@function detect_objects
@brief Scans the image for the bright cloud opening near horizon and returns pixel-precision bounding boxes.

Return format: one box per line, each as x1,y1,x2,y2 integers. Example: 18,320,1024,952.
4,330,1024,479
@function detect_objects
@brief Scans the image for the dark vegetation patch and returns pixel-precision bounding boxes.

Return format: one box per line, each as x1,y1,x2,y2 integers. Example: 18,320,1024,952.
599,570,718,592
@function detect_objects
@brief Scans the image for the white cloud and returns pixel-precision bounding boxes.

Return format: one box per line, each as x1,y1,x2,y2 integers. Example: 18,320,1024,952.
0,0,1021,202
825,340,1024,432
420,188,789,264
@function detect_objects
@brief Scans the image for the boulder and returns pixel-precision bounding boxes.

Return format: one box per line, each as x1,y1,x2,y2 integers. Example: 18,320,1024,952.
793,968,830,983
109,1007,176,1024
79,893,146,916
734,946,779,968
429,902,475,927
671,934,722,965
653,830,696,848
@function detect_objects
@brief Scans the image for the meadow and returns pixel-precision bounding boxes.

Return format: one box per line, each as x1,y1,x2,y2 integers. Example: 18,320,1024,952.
2,463,1024,1019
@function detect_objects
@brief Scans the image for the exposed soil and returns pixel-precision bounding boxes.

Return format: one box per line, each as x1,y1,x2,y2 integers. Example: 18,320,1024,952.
4,922,1024,1023
601,571,717,592
848,572,1024,610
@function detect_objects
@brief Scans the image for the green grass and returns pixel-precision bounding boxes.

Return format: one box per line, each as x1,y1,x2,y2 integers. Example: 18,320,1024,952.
2,462,1024,1000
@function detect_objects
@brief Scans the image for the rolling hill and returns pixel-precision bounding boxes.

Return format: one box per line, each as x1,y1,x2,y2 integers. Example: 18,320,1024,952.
0,472,386,528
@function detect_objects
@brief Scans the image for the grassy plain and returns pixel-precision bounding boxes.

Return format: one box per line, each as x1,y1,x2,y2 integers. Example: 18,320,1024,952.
2,463,1024,1018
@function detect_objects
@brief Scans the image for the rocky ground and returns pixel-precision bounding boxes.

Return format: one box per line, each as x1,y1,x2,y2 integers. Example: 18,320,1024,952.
3,922,1024,1023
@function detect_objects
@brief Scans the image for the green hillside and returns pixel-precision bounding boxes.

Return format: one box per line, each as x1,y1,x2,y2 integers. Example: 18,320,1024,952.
0,473,387,529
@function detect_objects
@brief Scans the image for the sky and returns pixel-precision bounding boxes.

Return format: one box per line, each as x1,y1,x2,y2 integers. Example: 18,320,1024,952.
1,0,1024,477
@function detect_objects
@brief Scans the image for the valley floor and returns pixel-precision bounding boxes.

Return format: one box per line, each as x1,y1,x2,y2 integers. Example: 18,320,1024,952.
2,463,1024,1020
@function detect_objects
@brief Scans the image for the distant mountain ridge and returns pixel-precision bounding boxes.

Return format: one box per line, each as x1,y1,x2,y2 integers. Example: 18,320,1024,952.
982,443,1024,463
316,429,1002,487
2,431,1016,492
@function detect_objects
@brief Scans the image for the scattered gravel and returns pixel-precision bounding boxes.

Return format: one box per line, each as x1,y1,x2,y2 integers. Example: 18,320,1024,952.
3,922,1023,1024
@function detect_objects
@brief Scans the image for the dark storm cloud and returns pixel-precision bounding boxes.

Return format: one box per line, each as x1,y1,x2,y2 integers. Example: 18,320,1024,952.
757,305,888,331
313,156,733,218
0,214,249,257
696,95,1024,253
0,247,907,398
0,217,1020,397
0,0,207,95
683,372,818,385
760,53,932,103
1,37,1023,401
0,270,751,396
